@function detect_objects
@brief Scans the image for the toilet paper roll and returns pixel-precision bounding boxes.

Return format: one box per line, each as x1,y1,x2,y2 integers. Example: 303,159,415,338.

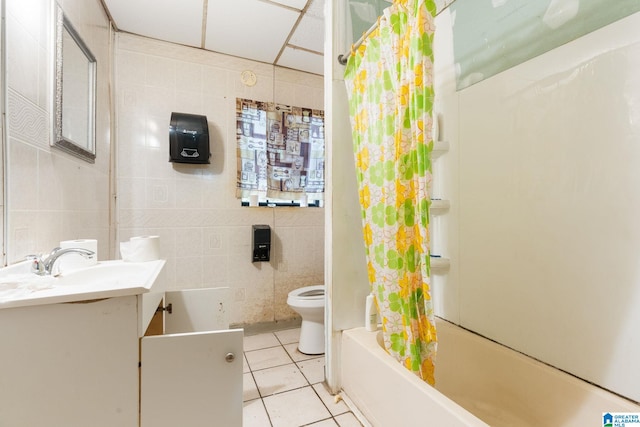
120,235,161,262
57,239,98,273
249,194,259,207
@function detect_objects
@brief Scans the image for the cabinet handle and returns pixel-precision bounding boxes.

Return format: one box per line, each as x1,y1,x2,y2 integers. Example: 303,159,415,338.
225,352,236,363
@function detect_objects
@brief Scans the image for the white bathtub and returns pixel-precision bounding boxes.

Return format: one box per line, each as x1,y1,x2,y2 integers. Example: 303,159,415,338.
341,319,640,427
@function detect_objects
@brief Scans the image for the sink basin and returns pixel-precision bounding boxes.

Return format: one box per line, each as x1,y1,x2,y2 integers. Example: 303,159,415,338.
56,261,156,287
0,259,165,309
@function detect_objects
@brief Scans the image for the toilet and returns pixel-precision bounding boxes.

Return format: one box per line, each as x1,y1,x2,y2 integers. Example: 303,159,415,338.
287,285,325,355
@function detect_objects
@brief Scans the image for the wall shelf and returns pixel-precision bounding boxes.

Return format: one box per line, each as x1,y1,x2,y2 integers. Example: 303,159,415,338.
432,141,450,159
430,256,450,273
430,199,450,214
430,138,450,275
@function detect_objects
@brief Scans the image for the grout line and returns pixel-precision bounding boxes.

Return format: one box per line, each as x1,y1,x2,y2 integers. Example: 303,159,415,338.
300,416,335,427
244,329,349,426
250,360,299,374
310,382,336,419
258,397,274,427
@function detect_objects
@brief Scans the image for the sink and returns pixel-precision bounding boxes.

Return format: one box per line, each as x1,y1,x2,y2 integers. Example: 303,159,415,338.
56,261,156,287
0,259,165,309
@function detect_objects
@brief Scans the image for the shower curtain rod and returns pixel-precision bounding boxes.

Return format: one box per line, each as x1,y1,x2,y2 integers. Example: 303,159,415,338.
337,20,378,65
336,1,454,66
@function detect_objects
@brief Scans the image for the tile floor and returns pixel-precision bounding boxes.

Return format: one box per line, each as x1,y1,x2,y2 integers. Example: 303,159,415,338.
243,327,364,427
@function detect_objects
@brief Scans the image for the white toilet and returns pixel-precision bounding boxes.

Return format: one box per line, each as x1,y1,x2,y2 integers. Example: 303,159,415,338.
287,285,325,355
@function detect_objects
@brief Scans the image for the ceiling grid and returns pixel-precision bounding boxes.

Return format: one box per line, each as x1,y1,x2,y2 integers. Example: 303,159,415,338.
103,0,325,75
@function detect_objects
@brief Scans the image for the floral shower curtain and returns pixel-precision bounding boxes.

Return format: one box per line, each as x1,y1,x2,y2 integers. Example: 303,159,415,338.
344,0,437,384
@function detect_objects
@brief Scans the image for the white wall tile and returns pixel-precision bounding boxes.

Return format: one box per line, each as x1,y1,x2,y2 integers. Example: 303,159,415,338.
115,33,325,326
174,255,204,288
145,55,177,88
6,15,41,106
145,178,176,209
203,255,229,284
8,140,39,210
37,150,64,210
175,227,204,258
174,90,204,116
203,67,231,97
5,0,112,262
175,60,204,93
116,51,147,85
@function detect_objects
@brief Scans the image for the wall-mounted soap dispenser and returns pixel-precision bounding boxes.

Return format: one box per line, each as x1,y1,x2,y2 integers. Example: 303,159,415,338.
169,112,210,164
252,225,271,262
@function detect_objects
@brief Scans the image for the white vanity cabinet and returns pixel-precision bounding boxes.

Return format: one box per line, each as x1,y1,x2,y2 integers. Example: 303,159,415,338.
0,280,242,427
0,295,141,426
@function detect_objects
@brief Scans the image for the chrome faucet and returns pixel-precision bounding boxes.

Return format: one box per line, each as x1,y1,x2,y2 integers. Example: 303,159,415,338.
28,247,96,276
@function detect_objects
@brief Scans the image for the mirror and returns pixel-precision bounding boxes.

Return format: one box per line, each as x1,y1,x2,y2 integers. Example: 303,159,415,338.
53,5,97,162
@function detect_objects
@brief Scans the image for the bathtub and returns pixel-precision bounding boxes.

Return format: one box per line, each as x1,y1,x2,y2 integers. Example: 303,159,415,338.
341,319,640,427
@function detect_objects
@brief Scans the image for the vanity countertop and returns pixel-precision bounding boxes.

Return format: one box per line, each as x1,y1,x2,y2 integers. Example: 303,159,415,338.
0,260,165,310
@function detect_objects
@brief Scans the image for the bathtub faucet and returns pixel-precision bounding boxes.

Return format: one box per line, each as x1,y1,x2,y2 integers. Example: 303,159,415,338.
28,247,95,276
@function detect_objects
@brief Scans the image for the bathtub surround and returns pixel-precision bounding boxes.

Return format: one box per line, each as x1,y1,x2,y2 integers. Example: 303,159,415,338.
115,33,324,326
344,0,438,383
328,0,640,411
433,8,640,403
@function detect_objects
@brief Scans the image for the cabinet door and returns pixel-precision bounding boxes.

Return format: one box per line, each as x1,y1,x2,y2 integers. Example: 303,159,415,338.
165,287,230,333
141,328,243,427
141,288,243,427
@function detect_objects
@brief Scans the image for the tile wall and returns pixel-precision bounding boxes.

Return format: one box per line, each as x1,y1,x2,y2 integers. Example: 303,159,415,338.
115,33,325,326
4,0,112,263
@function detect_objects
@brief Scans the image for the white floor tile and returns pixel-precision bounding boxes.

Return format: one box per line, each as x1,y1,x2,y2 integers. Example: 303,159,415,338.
252,363,309,396
243,373,260,402
245,346,293,371
274,327,301,345
263,386,332,427
243,399,272,427
335,412,363,427
297,356,325,384
244,332,280,351
283,342,322,362
312,383,349,416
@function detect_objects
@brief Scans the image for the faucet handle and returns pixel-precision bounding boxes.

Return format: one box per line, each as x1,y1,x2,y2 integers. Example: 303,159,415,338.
25,254,46,275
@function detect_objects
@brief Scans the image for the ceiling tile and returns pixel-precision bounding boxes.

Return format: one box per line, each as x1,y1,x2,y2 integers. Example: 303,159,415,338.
205,0,300,63
289,14,324,53
269,0,309,10
277,47,323,75
105,0,204,48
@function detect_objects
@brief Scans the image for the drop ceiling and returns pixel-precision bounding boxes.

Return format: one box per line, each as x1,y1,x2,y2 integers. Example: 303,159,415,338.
102,0,325,75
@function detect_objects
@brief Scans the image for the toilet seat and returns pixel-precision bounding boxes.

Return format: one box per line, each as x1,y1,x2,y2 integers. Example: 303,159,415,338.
288,285,324,302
